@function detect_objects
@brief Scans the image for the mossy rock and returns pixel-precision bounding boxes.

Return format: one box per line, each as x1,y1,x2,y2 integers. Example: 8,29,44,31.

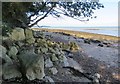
10,28,25,41
25,29,35,44
61,44,70,50
37,39,48,47
69,42,79,51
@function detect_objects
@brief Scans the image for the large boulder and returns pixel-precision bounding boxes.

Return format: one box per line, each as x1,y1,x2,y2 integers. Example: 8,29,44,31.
10,28,25,41
18,51,45,80
25,29,35,44
2,63,22,79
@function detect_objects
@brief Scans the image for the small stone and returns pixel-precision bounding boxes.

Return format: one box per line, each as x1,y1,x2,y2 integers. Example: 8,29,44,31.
49,48,56,53
84,39,91,44
8,46,18,59
50,68,58,75
94,73,101,79
51,54,58,62
62,56,69,67
45,58,53,68
0,45,7,56
44,76,54,83
92,78,100,84
41,47,48,53
98,43,104,47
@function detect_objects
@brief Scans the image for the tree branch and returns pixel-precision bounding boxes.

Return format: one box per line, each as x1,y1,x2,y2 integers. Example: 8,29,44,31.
28,7,53,27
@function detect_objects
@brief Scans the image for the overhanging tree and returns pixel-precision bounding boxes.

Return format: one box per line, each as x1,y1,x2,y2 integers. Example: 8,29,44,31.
2,0,104,28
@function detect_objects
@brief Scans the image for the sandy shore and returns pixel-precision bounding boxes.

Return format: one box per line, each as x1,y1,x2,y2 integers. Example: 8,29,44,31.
31,28,119,42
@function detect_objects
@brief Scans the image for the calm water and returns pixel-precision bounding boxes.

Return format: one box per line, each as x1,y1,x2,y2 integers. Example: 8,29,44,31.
34,26,119,37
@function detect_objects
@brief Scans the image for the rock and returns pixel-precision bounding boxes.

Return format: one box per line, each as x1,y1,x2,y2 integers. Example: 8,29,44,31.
67,58,84,73
62,55,69,67
92,73,101,84
92,78,100,84
79,77,91,82
45,58,53,68
2,39,13,49
69,42,79,51
84,39,91,44
0,45,12,64
16,41,24,47
40,47,48,54
57,54,64,62
33,31,44,38
18,51,45,80
26,38,35,44
3,63,22,79
8,46,18,59
50,68,58,75
49,47,56,53
0,65,2,78
0,45,7,56
94,73,101,79
98,43,104,47
25,29,34,38
44,76,54,83
47,41,54,47
37,39,47,47
25,29,35,44
62,44,70,50
90,39,101,43
10,28,25,41
2,54,13,64
51,54,58,62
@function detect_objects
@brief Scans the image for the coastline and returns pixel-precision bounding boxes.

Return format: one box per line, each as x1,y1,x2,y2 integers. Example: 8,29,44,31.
31,28,119,42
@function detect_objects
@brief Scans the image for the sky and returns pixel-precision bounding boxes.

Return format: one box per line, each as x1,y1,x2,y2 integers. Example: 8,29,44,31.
34,0,119,27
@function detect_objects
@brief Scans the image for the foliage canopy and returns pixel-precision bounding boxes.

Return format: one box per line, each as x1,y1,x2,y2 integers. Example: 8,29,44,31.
2,0,104,28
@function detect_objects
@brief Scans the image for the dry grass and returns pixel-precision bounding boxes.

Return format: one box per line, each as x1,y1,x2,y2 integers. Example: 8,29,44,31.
31,28,119,42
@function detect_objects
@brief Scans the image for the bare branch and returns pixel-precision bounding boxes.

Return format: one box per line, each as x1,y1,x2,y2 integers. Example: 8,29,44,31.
28,7,53,27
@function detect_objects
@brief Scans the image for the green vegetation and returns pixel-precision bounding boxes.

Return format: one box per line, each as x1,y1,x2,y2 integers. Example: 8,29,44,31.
2,1,104,29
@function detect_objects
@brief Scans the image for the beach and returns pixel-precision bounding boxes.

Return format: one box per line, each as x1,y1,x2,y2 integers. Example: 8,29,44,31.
30,28,119,83
2,28,119,83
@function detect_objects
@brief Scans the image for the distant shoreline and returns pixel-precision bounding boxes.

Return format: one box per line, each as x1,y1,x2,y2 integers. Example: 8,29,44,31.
31,28,119,42
32,26,118,37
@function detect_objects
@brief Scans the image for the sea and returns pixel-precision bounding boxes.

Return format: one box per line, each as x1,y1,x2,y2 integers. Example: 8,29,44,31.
33,26,119,37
